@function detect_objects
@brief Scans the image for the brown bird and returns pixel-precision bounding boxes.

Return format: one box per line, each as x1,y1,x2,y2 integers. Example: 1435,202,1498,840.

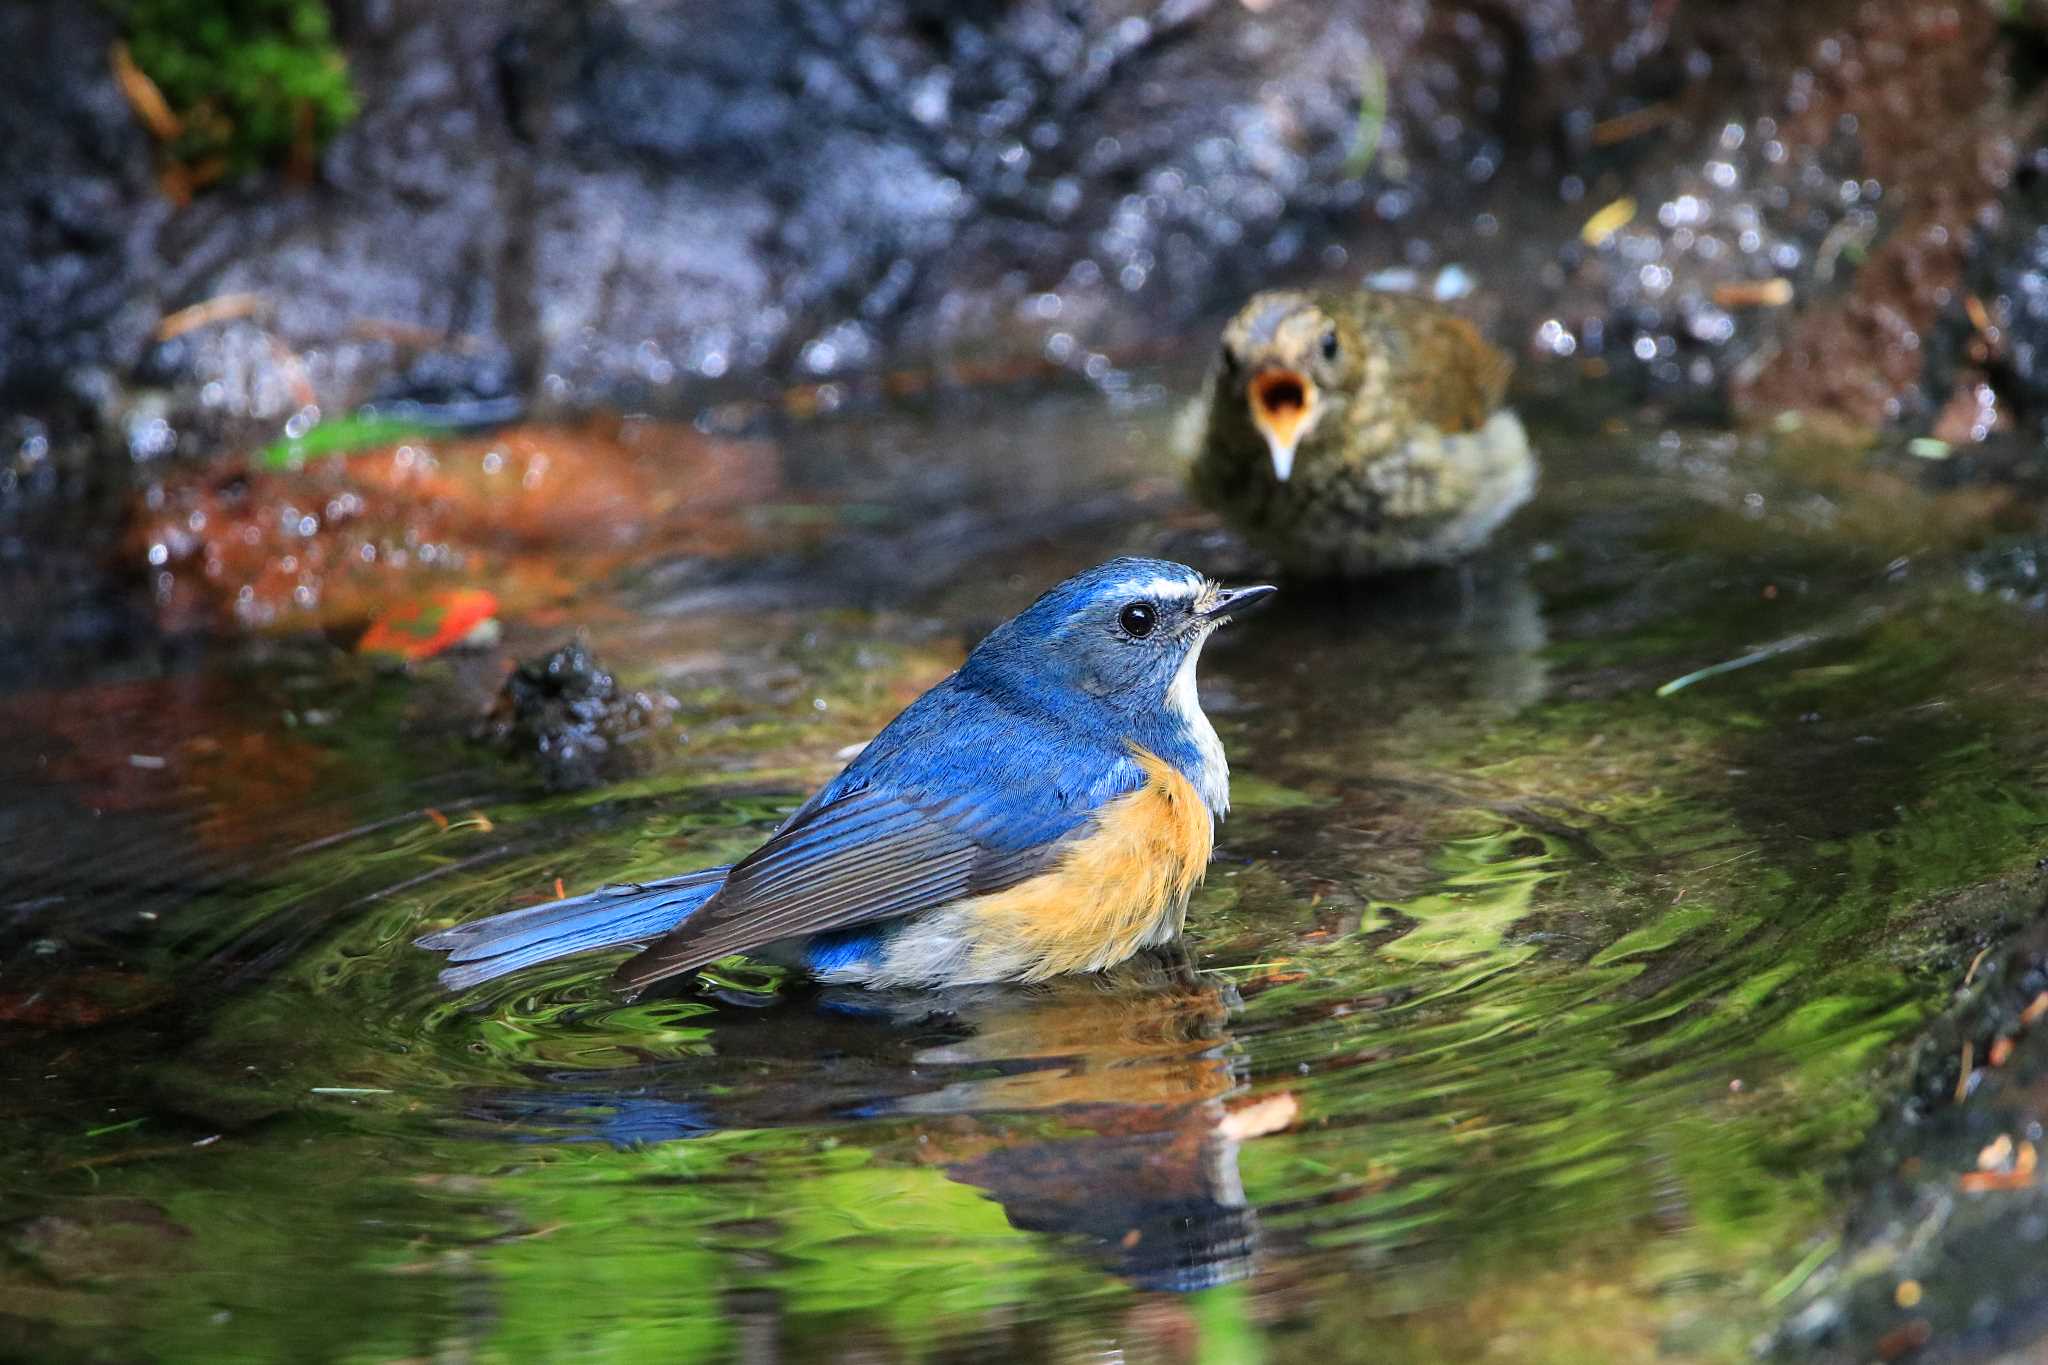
1188,289,1535,578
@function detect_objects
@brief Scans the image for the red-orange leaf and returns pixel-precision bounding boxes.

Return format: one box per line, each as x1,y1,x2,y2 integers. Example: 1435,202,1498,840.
358,588,499,661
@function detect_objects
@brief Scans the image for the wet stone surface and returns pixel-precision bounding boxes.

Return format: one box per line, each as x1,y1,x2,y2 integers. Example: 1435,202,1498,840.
14,0,2048,483
482,639,678,792
1767,872,2048,1364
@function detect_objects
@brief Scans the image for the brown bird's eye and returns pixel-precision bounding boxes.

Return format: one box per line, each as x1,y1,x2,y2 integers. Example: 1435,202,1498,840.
1118,602,1157,638
1320,329,1340,362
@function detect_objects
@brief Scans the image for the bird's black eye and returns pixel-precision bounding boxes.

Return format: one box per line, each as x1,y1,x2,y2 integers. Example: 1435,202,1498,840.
1219,342,1239,372
1118,601,1158,638
1320,329,1340,362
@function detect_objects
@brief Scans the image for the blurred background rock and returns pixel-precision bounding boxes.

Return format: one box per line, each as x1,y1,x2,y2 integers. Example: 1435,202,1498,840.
8,0,2047,501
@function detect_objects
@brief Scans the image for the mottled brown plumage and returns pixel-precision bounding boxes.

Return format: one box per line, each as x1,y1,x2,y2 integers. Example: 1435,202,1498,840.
1189,289,1535,578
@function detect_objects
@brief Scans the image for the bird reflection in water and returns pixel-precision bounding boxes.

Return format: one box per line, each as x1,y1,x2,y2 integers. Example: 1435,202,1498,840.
463,946,1256,1293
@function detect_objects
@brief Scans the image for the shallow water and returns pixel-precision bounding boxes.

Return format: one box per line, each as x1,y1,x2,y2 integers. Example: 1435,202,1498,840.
5,368,2048,1362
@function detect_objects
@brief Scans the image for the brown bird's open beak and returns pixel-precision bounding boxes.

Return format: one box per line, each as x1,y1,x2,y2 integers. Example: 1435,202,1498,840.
1247,369,1316,482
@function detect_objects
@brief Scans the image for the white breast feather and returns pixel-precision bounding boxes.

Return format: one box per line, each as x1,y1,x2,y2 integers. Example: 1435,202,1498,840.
1169,634,1229,815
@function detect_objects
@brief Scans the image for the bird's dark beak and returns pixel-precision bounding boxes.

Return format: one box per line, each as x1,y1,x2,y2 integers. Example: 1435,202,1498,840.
1201,584,1277,623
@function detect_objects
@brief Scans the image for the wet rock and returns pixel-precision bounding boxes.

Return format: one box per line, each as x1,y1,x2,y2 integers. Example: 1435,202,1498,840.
482,640,675,791
1926,145,2048,443
9,0,1711,456
1721,2,2022,433
1767,869,2048,1363
1965,538,2048,610
0,5,167,453
1524,0,2032,432
7,0,2044,463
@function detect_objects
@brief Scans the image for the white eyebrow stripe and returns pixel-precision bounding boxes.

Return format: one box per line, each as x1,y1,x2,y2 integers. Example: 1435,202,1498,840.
1112,575,1202,602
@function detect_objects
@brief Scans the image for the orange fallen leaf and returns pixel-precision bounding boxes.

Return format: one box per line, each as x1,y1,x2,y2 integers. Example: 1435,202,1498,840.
2023,992,2048,1026
1218,1092,1299,1141
1990,1036,2015,1067
359,588,499,661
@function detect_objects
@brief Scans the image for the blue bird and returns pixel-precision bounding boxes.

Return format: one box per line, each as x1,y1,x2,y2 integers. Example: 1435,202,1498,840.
417,558,1273,993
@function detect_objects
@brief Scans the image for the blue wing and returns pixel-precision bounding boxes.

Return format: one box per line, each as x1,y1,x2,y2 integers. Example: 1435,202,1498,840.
613,680,1140,989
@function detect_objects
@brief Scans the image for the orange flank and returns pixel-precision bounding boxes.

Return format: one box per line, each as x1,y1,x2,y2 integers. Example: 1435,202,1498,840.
964,746,1214,981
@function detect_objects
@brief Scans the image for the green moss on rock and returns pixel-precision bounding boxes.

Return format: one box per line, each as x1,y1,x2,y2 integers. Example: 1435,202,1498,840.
119,0,356,173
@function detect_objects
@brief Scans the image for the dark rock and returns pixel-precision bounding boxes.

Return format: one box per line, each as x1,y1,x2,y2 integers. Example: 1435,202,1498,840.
33,0,1686,454
0,6,167,440
1766,869,2048,1362
483,640,674,791
1964,537,2048,610
1928,145,2048,441
8,0,2045,469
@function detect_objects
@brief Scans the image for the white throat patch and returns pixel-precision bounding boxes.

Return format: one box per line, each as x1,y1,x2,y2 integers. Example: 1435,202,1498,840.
1169,629,1230,815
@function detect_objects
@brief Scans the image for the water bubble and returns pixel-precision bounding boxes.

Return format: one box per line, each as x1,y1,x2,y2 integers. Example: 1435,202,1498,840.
1536,319,1577,356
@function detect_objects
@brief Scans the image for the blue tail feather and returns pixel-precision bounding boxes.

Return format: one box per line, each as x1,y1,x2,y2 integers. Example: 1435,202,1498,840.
417,867,728,990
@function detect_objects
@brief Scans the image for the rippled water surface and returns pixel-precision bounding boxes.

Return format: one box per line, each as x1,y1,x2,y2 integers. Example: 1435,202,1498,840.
6,369,2048,1362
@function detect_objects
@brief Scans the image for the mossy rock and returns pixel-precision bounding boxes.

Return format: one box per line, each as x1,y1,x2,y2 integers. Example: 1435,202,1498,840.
118,0,356,174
